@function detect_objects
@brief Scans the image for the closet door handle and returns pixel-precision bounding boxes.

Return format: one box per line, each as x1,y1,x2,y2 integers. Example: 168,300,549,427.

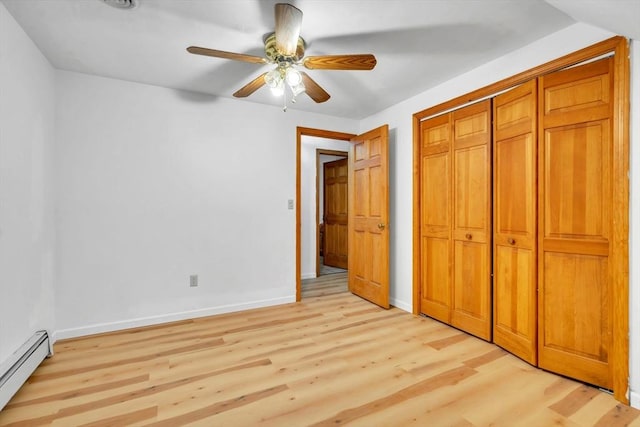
465,233,472,240
508,238,516,245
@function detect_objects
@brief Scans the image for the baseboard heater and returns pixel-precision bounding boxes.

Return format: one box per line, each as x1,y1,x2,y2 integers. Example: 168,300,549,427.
0,331,51,410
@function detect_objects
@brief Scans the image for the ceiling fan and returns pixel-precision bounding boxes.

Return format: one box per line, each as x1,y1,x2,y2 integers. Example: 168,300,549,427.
186,3,377,107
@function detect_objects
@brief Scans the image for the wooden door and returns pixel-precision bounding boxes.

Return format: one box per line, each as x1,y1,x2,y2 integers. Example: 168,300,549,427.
538,58,614,389
419,114,452,324
323,158,348,269
450,100,492,340
348,125,389,308
493,80,538,364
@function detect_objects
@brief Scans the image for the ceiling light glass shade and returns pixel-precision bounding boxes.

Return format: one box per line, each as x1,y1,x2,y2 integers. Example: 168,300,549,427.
285,68,302,86
291,81,305,97
270,79,285,96
264,69,283,88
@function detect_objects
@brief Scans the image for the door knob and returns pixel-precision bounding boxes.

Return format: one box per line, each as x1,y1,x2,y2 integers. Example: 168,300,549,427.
465,233,472,240
508,237,516,245
377,223,386,230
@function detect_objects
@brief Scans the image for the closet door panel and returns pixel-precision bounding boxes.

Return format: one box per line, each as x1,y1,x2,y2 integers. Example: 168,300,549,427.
420,116,452,321
452,240,490,338
493,80,537,364
451,100,492,340
453,145,488,241
421,114,451,155
494,245,535,358
494,134,535,245
422,154,450,235
538,57,613,389
541,252,611,387
421,237,451,322
544,122,610,241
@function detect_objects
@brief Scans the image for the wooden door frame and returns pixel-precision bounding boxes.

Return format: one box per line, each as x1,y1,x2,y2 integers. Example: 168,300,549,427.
296,127,356,301
316,150,349,277
412,36,630,403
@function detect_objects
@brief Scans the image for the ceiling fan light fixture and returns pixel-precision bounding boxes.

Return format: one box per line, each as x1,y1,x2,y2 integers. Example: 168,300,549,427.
264,69,283,89
291,80,305,97
285,68,302,86
270,80,285,97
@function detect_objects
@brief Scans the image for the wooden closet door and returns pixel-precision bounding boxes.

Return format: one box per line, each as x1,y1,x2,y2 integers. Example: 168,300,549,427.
419,114,452,323
538,58,614,389
451,100,492,340
493,80,538,364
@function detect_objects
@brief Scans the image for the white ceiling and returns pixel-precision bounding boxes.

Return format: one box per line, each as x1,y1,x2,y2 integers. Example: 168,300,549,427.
2,0,638,119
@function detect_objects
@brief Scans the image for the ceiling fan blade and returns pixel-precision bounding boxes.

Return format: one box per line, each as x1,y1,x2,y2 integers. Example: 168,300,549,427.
233,73,267,98
303,54,377,71
301,72,330,103
187,46,267,64
274,3,303,56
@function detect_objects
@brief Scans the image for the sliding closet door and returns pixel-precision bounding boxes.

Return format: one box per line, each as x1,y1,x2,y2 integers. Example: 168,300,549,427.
419,114,452,324
538,57,614,389
450,100,492,340
493,80,538,364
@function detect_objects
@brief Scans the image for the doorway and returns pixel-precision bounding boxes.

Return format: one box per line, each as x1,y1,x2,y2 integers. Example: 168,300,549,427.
296,125,390,307
296,128,354,300
317,151,348,276
300,151,349,299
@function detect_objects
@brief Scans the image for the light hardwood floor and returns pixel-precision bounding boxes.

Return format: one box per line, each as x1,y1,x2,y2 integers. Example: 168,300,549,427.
319,258,347,276
301,272,348,298
1,291,638,426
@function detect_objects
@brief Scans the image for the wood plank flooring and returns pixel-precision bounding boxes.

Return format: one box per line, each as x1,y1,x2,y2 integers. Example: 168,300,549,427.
319,257,347,276
1,291,638,426
301,272,348,298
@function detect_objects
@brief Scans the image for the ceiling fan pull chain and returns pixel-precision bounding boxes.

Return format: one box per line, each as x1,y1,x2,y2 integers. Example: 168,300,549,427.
283,87,288,112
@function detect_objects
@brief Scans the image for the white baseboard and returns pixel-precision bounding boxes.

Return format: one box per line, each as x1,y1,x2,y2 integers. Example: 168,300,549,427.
54,296,296,341
390,298,412,313
301,273,316,280
631,390,640,409
0,331,50,410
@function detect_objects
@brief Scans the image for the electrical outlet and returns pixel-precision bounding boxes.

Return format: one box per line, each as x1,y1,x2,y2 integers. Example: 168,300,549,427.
190,275,198,287
288,199,294,210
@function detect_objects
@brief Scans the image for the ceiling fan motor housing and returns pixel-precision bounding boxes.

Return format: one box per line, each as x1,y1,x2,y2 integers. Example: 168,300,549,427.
264,32,306,63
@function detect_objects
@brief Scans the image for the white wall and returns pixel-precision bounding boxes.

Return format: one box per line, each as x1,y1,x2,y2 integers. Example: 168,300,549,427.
629,39,640,409
0,3,56,364
361,22,640,407
53,71,357,338
300,137,351,279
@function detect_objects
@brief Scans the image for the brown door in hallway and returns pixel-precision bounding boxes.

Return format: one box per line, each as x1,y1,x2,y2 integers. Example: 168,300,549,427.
323,158,348,270
348,125,390,308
